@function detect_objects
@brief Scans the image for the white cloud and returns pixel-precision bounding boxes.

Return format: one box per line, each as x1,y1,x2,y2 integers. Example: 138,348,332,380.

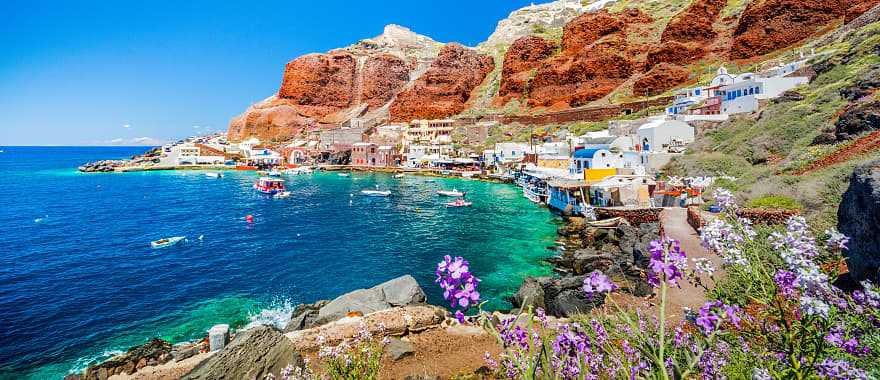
110,138,125,144
192,125,201,130
123,124,131,129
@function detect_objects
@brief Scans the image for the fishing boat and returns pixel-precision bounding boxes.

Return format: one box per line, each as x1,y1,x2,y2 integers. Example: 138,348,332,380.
205,172,223,178
437,188,465,197
274,191,291,199
361,189,391,197
151,236,185,249
253,177,286,194
445,198,472,207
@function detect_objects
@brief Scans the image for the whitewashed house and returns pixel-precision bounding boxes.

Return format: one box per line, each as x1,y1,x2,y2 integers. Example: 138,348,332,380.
636,119,694,152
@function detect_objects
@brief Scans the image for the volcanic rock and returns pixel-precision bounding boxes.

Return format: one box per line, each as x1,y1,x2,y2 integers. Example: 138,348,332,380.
846,0,880,23
528,45,633,107
227,96,322,143
360,54,412,109
481,0,588,48
730,0,846,59
385,338,415,361
835,101,880,140
279,52,357,118
661,0,726,44
633,63,691,97
772,90,805,103
496,36,558,105
837,159,880,282
389,44,494,121
645,41,707,70
183,326,302,380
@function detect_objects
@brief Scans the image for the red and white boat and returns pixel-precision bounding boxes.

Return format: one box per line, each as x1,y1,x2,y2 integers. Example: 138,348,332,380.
253,177,286,195
445,198,472,208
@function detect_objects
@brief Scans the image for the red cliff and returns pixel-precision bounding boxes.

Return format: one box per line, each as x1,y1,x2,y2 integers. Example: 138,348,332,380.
730,0,845,59
389,44,495,122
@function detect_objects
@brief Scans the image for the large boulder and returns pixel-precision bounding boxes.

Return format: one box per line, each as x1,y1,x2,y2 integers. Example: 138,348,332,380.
81,338,172,380
835,101,880,141
183,326,302,380
315,275,427,325
838,160,880,282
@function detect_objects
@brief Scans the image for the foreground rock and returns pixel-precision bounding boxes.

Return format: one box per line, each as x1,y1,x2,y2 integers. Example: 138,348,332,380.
80,338,173,380
284,274,427,331
838,160,880,282
514,218,656,317
182,326,302,380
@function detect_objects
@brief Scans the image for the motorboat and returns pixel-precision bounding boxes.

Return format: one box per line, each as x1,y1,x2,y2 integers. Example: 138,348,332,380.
267,169,282,177
285,167,313,175
338,173,351,177
445,199,472,208
437,188,465,197
205,172,223,178
253,177,286,194
394,173,405,178
361,189,391,197
274,191,291,199
151,236,185,249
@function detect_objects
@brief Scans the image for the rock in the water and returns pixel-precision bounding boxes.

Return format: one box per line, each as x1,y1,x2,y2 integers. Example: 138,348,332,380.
183,326,302,380
385,338,415,361
511,277,546,312
283,300,328,332
315,275,426,325
837,160,880,282
81,338,172,380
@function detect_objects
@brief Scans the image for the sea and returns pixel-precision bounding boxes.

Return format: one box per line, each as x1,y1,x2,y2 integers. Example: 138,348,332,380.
0,146,561,379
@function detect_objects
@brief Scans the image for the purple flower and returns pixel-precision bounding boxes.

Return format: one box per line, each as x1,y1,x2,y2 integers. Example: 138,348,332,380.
694,300,741,335
647,237,687,288
435,255,481,318
825,229,850,251
815,358,868,380
583,271,618,299
713,188,736,211
454,310,465,324
774,270,800,299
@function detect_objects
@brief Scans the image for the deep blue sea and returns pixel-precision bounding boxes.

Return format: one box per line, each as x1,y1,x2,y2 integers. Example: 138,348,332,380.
0,146,560,379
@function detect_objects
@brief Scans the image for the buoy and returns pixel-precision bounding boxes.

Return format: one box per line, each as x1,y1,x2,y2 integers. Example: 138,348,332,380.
246,215,254,223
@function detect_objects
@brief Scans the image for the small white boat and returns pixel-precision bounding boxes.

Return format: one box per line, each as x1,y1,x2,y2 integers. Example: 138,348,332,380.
274,191,291,199
361,190,391,197
285,167,313,175
394,173,405,178
437,188,465,197
267,169,282,177
338,173,351,177
446,199,472,207
151,236,185,249
205,172,223,178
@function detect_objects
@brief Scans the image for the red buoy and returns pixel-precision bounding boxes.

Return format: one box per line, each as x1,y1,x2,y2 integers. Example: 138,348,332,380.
246,215,254,223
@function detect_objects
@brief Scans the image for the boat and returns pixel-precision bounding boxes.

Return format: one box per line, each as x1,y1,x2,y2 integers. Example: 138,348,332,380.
151,236,185,249
285,166,313,175
361,190,391,197
253,177,286,194
267,169,282,177
445,198,472,207
205,172,223,178
256,170,269,176
274,191,291,199
394,173,405,178
338,173,351,177
437,188,465,197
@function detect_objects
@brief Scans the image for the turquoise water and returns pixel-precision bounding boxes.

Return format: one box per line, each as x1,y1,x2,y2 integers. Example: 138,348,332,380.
0,147,561,379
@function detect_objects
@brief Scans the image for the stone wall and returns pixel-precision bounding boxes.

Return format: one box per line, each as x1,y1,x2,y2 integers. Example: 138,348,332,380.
595,207,663,225
737,208,799,225
687,206,703,232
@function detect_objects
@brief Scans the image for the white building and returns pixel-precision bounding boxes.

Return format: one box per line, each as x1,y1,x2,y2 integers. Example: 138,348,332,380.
636,118,695,152
405,144,453,167
493,142,534,163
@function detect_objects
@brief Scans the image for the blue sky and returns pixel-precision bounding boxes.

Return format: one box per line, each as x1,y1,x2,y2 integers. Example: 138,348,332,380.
0,0,535,146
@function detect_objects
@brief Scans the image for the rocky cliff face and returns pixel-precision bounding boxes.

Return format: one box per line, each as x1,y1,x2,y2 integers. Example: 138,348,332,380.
389,44,495,122
479,0,589,49
519,9,652,108
838,160,880,283
495,36,558,105
228,25,438,142
729,0,856,59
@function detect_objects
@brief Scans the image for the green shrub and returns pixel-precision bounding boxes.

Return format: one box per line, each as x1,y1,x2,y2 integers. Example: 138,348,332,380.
747,195,803,210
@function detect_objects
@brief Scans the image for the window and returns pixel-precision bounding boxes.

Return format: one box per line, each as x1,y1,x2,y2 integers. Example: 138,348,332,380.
695,89,701,96
755,87,761,94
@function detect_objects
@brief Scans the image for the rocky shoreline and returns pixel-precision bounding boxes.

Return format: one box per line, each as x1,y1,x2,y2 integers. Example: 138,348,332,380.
78,148,163,173
510,212,661,318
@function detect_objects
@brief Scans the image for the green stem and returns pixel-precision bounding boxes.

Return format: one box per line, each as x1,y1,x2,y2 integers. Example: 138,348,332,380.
659,280,669,380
